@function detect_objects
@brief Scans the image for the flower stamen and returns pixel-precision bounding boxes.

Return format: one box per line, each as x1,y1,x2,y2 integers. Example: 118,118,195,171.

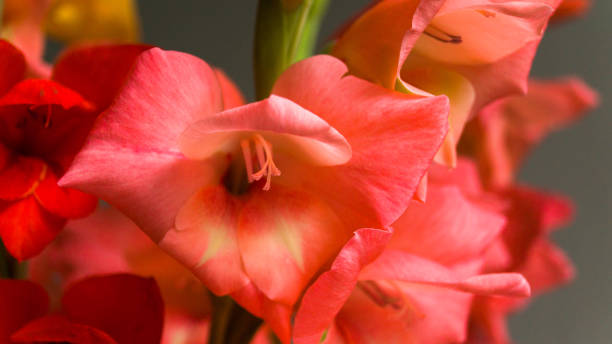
240,134,281,191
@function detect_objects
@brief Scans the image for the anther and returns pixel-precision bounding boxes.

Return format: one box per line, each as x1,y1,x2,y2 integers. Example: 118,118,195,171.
240,134,281,191
424,25,462,44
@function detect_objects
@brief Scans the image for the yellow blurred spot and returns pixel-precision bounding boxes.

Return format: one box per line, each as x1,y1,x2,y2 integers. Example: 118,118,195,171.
44,0,141,44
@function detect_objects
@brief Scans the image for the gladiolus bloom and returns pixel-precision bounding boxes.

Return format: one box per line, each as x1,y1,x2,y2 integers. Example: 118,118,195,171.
291,160,531,344
60,48,449,338
468,187,575,343
0,40,149,260
459,77,598,188
333,0,560,166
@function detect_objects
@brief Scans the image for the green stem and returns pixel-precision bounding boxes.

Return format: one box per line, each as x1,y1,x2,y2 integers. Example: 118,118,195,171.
253,0,330,100
207,295,263,344
0,0,4,29
286,0,314,63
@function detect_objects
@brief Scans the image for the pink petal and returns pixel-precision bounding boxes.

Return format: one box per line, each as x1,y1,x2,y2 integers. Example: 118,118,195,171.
292,228,392,344
60,48,225,242
388,183,505,265
360,250,531,297
52,43,152,110
273,55,449,228
415,1,555,65
161,185,249,296
333,278,473,344
461,77,598,187
179,95,352,167
237,186,351,305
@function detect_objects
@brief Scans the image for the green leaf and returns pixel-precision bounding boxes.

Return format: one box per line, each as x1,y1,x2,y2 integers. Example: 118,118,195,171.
254,0,330,100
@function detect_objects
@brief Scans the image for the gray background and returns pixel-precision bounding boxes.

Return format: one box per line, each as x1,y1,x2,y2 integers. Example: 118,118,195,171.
136,1,610,343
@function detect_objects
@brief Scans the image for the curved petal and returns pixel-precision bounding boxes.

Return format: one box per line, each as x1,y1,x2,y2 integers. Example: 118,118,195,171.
161,185,249,296
292,228,392,344
516,240,575,295
62,274,164,344
333,278,473,344
237,186,350,305
0,79,92,110
400,61,475,166
10,315,118,344
388,184,505,266
34,168,98,219
331,0,424,88
0,40,26,95
0,196,66,260
273,55,449,228
0,279,49,343
179,95,352,167
415,1,554,65
60,48,224,242
500,186,573,269
360,250,531,297
0,79,98,172
460,77,598,187
52,43,152,110
0,153,46,201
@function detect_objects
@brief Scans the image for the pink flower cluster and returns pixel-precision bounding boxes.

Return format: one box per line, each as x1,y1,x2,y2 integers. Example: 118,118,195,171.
0,0,598,343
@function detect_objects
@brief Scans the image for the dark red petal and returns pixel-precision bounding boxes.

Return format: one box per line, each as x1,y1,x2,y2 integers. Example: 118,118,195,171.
62,274,164,344
11,315,118,344
0,79,92,110
0,153,46,201
34,168,97,219
0,40,26,96
0,279,49,343
0,196,66,260
52,44,152,110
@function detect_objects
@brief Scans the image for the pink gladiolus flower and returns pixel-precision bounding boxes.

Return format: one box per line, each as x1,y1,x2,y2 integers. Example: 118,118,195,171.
60,48,449,338
333,0,561,166
290,160,531,344
459,77,598,188
468,187,575,343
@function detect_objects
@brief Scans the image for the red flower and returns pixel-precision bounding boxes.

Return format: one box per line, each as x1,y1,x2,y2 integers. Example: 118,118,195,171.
0,40,150,260
0,274,164,344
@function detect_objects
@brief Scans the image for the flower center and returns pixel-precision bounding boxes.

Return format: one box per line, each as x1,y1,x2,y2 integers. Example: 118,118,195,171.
240,134,281,191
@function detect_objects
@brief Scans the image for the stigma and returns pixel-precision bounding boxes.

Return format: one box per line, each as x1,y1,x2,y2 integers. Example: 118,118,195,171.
240,134,281,191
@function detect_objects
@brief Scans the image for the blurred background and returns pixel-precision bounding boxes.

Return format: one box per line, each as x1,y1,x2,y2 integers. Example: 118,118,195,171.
90,1,611,342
